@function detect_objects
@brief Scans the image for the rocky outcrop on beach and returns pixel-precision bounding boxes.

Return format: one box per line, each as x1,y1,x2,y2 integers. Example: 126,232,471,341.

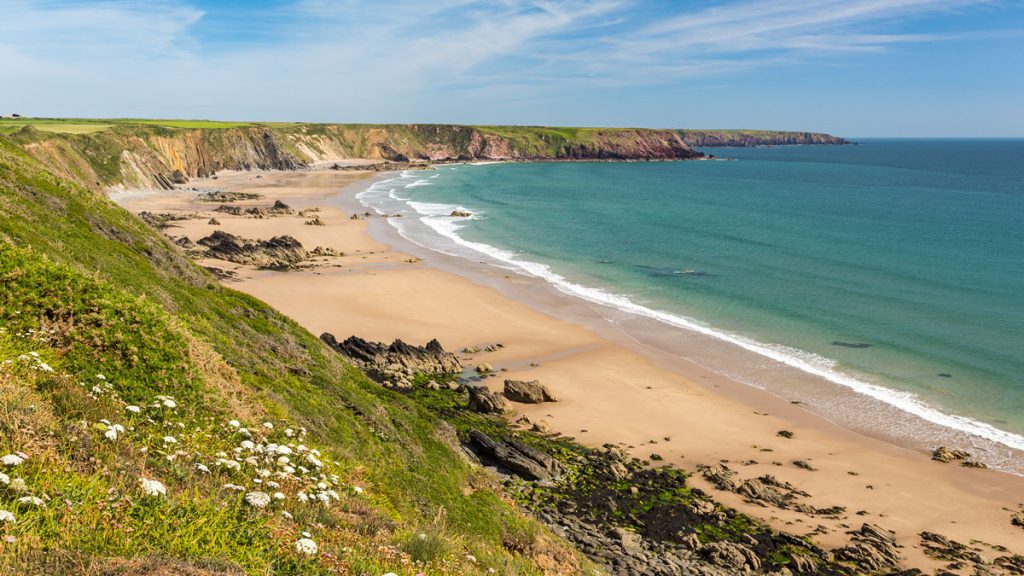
195,230,307,269
319,333,461,387
503,379,557,404
931,446,972,463
700,463,846,517
467,429,562,481
467,386,510,414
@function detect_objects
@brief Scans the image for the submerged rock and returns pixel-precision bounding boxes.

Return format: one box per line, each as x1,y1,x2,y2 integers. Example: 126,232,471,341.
503,379,557,404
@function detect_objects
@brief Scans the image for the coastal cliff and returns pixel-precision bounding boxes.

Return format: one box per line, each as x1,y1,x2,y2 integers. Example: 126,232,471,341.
4,123,702,190
679,129,848,147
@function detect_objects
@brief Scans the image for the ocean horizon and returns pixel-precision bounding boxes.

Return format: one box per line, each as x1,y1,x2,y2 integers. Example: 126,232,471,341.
357,138,1024,473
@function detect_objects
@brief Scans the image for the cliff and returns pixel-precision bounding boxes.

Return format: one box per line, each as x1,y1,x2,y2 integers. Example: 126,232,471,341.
4,123,701,191
679,129,848,147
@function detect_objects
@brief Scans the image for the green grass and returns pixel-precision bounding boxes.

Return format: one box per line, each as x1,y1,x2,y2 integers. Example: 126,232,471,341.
0,134,584,574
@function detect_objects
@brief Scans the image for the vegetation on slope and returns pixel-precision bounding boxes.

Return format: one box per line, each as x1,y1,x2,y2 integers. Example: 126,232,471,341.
0,136,587,574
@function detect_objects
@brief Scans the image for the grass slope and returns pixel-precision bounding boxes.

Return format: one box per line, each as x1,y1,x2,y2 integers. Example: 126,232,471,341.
0,136,585,574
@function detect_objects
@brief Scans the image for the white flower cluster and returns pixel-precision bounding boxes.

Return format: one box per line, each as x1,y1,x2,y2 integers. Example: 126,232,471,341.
139,478,167,497
13,351,54,373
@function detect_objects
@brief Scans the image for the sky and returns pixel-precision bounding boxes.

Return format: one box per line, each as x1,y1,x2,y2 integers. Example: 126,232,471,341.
1,0,1023,136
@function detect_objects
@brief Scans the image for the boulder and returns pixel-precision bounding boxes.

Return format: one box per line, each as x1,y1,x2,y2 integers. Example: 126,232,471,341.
503,379,557,403
467,386,509,414
208,218,220,225
931,446,971,463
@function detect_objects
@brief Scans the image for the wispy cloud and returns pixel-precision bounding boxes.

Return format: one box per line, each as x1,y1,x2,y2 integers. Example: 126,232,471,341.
0,0,1019,127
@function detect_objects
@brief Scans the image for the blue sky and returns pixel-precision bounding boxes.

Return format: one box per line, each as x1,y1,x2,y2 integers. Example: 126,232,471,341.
2,0,1023,136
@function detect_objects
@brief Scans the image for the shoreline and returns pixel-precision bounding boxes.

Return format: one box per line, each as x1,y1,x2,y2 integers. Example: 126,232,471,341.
113,166,1024,572
352,167,1024,474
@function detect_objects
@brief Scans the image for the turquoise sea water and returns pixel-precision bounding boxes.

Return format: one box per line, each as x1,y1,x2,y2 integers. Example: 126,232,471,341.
357,140,1024,467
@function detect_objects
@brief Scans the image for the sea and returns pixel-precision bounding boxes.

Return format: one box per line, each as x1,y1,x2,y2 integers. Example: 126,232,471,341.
355,139,1024,473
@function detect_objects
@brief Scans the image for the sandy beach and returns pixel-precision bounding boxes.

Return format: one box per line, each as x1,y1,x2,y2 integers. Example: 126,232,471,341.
114,167,1024,572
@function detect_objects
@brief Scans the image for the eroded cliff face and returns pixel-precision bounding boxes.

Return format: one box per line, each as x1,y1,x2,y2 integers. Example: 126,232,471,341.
6,124,704,191
679,130,848,147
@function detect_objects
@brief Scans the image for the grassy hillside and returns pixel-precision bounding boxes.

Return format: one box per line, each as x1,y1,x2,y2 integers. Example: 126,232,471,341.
0,136,587,574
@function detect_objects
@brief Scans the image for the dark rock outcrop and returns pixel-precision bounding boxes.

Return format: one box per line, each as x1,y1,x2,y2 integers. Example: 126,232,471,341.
319,334,461,387
834,524,902,572
467,429,561,481
503,379,557,404
196,230,307,269
467,386,510,414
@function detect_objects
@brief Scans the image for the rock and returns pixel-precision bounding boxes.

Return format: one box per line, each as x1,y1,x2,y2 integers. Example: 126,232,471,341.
320,334,462,382
213,205,243,216
531,421,550,434
961,460,988,469
467,386,509,414
196,230,307,269
169,169,188,184
310,246,342,257
1012,511,1024,529
919,531,986,565
450,210,472,217
777,430,794,439
931,446,971,463
503,379,557,403
793,460,817,471
834,524,902,572
270,200,293,214
475,363,493,374
195,190,261,202
305,216,325,226
467,429,561,480
463,345,481,354
700,541,760,572
208,218,220,225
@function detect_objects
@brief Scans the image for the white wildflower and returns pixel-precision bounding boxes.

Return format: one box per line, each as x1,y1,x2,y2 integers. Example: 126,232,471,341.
29,352,39,358
96,374,105,380
238,427,251,437
277,456,290,465
281,510,293,519
262,422,274,430
162,436,177,444
305,454,323,468
244,491,271,508
295,537,318,555
266,481,280,489
104,428,119,441
283,465,296,474
284,428,294,437
223,483,245,491
162,399,177,408
240,440,254,450
195,463,210,474
275,445,293,456
0,510,14,523
297,492,309,503
16,496,44,507
0,473,8,486
273,492,285,501
139,478,167,497
9,478,27,493
228,419,240,428
1,454,24,467
352,486,364,495
126,405,141,414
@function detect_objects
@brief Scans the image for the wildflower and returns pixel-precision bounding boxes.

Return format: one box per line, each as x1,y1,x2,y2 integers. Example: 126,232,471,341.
228,420,240,428
96,374,105,380
223,483,245,491
0,473,9,486
384,573,399,576
297,492,309,503
162,436,177,444
195,463,210,474
281,510,293,519
0,510,14,523
0,454,24,467
126,405,141,414
16,496,44,507
244,491,271,508
162,398,177,408
295,537,318,555
283,465,296,474
277,456,290,465
284,428,295,437
238,427,251,437
305,454,323,468
273,492,285,501
8,478,27,493
275,445,293,456
352,486,364,495
139,478,167,497
104,428,118,441
262,422,274,430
